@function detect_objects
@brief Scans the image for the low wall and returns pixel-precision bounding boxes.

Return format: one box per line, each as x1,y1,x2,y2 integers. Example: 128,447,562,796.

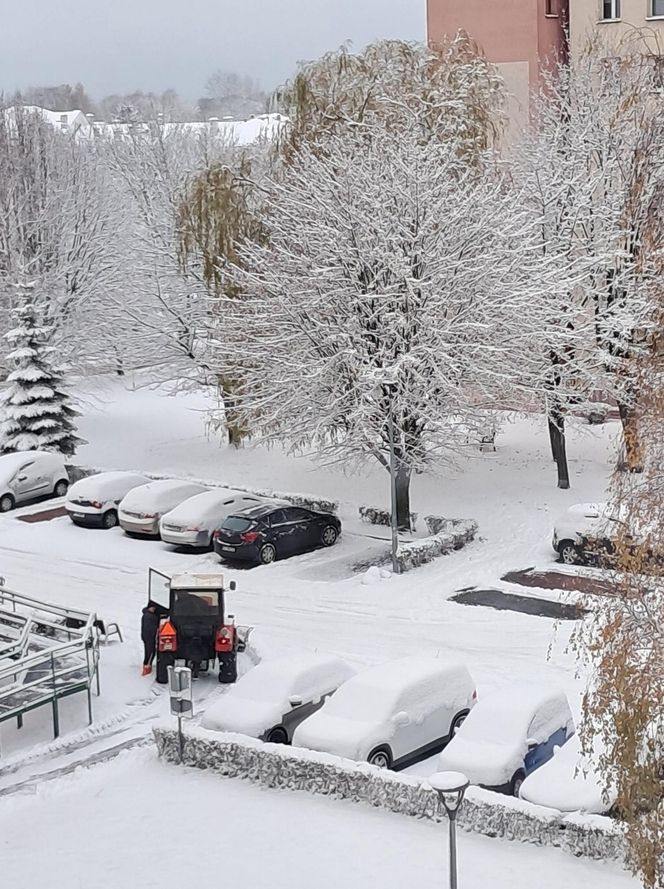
153,726,624,863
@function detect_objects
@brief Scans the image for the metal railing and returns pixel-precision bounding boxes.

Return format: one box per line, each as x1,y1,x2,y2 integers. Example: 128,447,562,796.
0,585,101,752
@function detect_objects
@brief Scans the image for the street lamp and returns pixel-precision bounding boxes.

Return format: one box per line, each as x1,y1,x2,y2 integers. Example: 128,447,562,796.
429,771,470,889
381,381,400,575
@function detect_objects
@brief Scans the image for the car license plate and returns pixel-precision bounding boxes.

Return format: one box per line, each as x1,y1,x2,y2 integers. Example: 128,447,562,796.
220,545,235,552
73,513,85,520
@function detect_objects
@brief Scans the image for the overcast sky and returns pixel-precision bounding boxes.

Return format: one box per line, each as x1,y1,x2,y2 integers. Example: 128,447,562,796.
1,0,426,100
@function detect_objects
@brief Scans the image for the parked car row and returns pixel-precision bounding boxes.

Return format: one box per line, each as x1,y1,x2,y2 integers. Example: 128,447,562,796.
63,471,341,565
202,653,576,799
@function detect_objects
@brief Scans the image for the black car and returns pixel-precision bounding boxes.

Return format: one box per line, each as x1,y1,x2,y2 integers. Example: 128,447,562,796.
213,504,341,565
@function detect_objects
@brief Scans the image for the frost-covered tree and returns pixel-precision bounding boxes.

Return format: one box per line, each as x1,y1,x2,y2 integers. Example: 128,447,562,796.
0,107,119,371
274,35,505,166
0,294,82,455
518,37,664,478
211,128,579,527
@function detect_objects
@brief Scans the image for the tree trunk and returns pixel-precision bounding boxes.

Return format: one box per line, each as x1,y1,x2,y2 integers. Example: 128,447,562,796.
395,466,412,531
548,412,570,490
617,401,643,473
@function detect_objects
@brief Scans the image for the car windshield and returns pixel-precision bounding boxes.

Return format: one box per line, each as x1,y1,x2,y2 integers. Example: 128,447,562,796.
234,667,296,703
222,516,254,532
172,590,220,617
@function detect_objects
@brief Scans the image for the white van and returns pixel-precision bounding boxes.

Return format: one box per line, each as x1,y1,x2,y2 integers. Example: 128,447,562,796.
292,655,477,769
66,471,151,529
0,451,69,512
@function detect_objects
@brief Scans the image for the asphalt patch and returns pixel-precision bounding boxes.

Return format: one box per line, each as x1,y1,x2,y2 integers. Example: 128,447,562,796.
451,588,585,620
17,506,67,524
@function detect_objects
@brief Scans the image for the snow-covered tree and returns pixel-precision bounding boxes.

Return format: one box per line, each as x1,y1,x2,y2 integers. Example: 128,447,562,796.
0,293,82,455
275,35,505,166
517,37,664,479
0,106,119,372
211,127,580,527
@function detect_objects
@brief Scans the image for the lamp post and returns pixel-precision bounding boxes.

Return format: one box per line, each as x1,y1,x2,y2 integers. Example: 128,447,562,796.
429,771,470,889
382,381,400,575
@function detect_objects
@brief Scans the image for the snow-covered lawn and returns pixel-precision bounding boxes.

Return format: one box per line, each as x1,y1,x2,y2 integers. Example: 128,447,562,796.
0,747,638,889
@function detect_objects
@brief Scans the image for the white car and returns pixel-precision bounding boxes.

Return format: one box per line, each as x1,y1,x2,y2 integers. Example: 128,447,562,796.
436,685,575,796
519,732,615,814
292,656,477,770
160,490,265,549
552,502,611,564
118,480,209,538
201,653,355,743
0,451,69,512
65,471,151,529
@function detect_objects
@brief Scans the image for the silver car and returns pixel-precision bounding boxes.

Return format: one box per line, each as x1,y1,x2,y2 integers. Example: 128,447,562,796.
0,451,69,512
160,490,264,549
118,479,208,537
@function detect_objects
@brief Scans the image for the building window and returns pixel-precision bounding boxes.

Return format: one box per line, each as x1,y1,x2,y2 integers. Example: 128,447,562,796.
601,0,620,19
650,0,664,16
545,0,558,15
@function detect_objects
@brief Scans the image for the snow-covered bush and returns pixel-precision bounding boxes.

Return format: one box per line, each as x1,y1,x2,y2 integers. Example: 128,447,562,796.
424,515,447,535
396,520,478,572
358,505,417,530
154,726,624,862
0,299,82,456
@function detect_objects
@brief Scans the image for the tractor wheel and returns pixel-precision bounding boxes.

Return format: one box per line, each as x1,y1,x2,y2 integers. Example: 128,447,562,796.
156,651,175,684
218,652,238,684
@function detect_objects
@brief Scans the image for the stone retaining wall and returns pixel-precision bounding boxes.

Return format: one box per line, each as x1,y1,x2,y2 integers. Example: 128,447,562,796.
153,726,624,863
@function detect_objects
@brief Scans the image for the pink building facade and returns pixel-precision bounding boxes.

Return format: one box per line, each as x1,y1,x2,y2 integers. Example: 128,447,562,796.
427,0,569,135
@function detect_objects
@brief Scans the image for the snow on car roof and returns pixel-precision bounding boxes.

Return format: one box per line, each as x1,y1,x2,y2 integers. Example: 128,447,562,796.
461,685,570,743
322,656,471,722
230,654,354,703
121,479,208,510
0,450,63,481
163,489,262,524
68,471,149,498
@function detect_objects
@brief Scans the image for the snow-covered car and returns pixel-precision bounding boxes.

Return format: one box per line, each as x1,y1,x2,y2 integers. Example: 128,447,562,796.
65,471,151,529
0,450,69,512
118,480,209,538
436,685,575,796
160,490,265,549
292,656,477,770
552,503,610,564
519,732,615,814
201,653,355,743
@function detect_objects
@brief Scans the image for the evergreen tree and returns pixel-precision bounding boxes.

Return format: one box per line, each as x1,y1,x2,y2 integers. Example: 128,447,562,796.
0,296,83,456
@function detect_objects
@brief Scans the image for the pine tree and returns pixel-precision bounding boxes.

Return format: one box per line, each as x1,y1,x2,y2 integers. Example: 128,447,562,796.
0,296,83,456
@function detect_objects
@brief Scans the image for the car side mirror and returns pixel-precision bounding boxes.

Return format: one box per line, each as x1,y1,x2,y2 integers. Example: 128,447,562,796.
393,711,410,728
288,695,303,708
229,580,237,592
526,737,538,749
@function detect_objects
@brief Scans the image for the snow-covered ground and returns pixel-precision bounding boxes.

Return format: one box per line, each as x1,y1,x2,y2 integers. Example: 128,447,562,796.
0,377,630,887
0,747,638,889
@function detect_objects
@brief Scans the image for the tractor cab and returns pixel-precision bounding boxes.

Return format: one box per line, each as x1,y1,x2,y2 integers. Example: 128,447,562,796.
148,569,247,685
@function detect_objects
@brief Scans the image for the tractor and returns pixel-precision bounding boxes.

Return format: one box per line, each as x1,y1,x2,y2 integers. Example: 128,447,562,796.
148,570,250,685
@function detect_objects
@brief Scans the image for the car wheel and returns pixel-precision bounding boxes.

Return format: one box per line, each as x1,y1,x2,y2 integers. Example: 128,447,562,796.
510,771,526,797
368,747,392,769
449,710,469,738
259,543,276,565
54,479,69,498
102,510,118,529
558,541,579,565
266,726,289,745
321,525,338,547
0,493,15,513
